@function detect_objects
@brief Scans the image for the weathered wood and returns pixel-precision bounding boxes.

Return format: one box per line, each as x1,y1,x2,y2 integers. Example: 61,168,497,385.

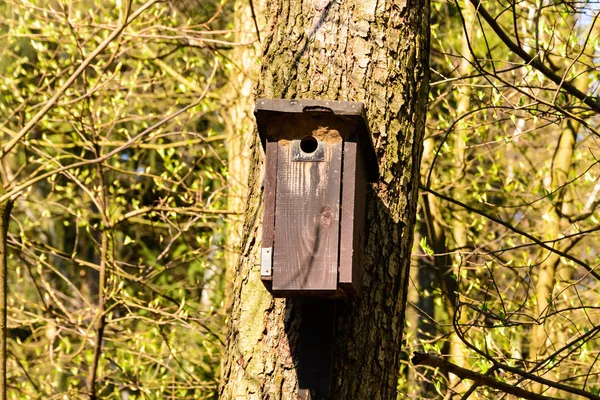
260,141,278,281
258,109,374,296
255,98,367,117
254,99,378,181
339,141,368,295
273,139,342,293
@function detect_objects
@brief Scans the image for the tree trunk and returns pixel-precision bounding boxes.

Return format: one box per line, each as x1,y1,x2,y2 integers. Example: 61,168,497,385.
406,210,437,397
448,1,474,394
529,60,589,396
0,186,13,400
219,0,430,398
420,137,458,398
222,0,263,299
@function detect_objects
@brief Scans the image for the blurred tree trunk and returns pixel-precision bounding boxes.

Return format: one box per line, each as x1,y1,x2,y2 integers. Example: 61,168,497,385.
406,208,437,397
529,95,584,396
529,41,592,396
0,186,13,400
448,1,473,394
222,0,263,304
219,0,430,398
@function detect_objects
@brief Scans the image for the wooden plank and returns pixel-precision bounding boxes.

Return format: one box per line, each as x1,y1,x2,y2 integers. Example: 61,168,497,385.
339,142,368,295
261,141,278,281
273,140,342,292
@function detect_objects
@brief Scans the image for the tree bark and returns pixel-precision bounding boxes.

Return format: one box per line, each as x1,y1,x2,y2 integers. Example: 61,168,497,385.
220,0,430,398
0,187,13,400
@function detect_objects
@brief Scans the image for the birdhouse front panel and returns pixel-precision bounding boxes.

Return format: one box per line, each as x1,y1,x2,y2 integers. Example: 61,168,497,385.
273,133,343,292
255,99,378,298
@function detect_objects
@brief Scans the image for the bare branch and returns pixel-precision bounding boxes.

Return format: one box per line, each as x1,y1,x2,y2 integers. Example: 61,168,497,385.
0,0,158,160
412,352,559,400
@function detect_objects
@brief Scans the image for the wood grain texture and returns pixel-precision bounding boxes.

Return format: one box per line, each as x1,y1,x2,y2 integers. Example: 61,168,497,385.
261,141,279,282
339,141,368,295
273,140,342,292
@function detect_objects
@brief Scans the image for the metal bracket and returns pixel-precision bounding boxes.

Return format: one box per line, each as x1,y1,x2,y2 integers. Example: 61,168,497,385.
292,139,325,162
261,247,273,277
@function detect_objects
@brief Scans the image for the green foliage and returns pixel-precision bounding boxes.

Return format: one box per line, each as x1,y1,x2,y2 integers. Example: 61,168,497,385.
1,0,236,398
405,0,600,397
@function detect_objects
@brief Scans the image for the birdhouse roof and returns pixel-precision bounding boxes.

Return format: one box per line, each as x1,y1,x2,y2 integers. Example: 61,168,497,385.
254,99,379,181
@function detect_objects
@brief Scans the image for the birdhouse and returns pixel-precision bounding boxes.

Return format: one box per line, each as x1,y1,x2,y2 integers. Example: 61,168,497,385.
255,99,378,298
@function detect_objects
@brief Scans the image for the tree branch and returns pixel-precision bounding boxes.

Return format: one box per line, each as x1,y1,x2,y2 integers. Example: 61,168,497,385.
412,352,559,400
0,57,218,204
248,0,261,42
420,185,600,281
468,0,600,114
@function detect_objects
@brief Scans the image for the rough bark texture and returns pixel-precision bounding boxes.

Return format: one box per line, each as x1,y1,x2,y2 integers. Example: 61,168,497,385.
220,0,430,398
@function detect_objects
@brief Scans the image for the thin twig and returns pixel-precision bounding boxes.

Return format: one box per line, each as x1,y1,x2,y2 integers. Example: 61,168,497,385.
468,0,600,114
420,185,600,281
249,0,261,42
0,0,158,160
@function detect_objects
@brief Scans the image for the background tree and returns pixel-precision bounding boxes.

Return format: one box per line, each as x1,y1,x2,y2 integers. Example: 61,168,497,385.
219,0,431,398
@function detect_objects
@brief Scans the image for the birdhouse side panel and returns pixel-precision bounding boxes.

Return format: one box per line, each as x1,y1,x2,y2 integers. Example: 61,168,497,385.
272,140,342,292
339,141,368,295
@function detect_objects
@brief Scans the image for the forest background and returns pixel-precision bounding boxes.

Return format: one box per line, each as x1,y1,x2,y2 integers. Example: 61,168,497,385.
2,0,600,399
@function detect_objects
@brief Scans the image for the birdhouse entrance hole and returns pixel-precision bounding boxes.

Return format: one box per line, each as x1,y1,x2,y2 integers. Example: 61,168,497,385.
300,136,319,154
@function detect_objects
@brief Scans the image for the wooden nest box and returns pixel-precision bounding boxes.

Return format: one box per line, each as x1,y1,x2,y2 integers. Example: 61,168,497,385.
256,99,378,298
